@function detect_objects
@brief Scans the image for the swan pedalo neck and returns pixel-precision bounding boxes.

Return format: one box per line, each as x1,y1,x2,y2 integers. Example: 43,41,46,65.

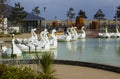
2,36,22,57
78,26,86,39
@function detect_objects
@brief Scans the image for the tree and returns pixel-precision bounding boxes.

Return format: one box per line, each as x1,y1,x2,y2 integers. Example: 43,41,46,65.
78,10,87,19
0,0,8,3
94,9,105,20
114,5,120,20
31,6,40,16
0,0,9,19
67,8,75,21
10,2,27,26
93,9,105,30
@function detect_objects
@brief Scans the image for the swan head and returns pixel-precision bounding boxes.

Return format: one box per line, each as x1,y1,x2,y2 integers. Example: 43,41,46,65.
81,26,86,30
12,34,15,37
44,29,48,32
52,29,56,34
73,26,77,29
74,27,77,28
82,26,85,28
73,27,78,31
12,34,15,39
33,28,36,31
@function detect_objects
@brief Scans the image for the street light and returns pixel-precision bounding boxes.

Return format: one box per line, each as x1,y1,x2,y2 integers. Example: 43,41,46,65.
43,7,46,29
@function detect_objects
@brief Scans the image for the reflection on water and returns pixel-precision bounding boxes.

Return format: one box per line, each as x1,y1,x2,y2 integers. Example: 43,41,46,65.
78,39,86,54
115,38,120,56
66,41,77,53
23,49,58,59
94,38,110,52
116,46,120,56
57,38,120,67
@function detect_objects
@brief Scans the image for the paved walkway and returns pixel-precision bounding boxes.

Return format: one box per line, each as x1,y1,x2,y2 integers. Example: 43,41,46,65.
54,64,120,79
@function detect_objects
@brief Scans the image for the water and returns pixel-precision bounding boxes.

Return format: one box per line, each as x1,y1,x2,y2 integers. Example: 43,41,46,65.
57,38,120,67
1,38,120,67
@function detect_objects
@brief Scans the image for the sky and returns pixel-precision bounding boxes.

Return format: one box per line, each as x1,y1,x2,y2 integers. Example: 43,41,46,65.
8,0,120,20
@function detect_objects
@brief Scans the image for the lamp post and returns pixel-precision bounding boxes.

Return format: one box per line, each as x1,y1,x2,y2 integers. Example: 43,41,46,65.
43,7,46,29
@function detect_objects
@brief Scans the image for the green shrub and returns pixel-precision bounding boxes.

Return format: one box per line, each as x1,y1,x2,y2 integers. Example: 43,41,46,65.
0,64,40,79
0,52,57,79
39,52,57,79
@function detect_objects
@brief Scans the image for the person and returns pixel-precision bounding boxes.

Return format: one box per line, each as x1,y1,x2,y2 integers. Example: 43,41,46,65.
64,26,68,35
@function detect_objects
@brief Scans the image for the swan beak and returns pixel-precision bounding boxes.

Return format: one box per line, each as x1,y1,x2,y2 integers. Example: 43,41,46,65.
83,27,86,30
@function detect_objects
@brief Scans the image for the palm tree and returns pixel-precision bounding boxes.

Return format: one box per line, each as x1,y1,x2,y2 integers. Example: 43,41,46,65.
78,10,87,19
39,52,57,79
67,8,75,21
31,6,40,16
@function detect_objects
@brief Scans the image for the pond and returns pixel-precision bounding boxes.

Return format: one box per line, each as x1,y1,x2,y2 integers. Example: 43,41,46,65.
57,38,120,67
0,38,120,67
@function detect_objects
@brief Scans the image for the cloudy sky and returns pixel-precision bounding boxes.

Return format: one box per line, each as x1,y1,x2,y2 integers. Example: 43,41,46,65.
9,0,120,20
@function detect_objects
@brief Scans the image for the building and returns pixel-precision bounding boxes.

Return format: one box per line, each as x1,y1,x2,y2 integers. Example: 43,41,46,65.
0,4,44,33
23,12,44,33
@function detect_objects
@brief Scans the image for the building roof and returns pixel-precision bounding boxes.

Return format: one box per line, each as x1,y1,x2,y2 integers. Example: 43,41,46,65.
1,4,44,21
24,12,44,21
